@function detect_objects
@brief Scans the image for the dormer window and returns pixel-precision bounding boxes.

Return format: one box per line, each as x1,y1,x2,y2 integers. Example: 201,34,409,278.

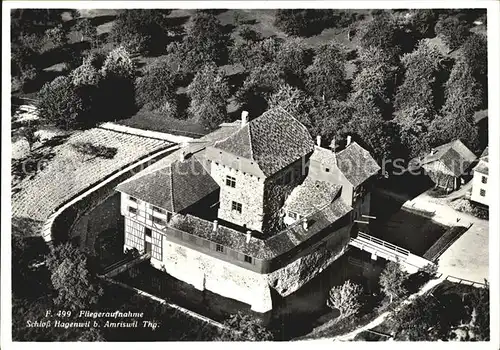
288,211,298,220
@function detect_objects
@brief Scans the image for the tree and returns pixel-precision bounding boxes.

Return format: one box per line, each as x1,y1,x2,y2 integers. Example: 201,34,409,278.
427,113,479,152
110,9,172,54
434,56,483,153
274,9,341,37
230,37,282,71
74,18,98,46
393,41,444,157
268,84,315,125
99,46,136,119
239,26,262,42
274,9,308,36
394,40,444,114
470,282,490,341
135,58,178,114
393,295,444,340
187,63,230,129
46,242,103,310
350,54,394,118
460,33,487,105
275,37,310,82
174,12,232,71
394,106,432,159
37,76,89,129
71,56,102,87
310,99,354,147
357,13,400,59
327,280,363,319
19,124,41,152
44,25,68,49
409,9,439,38
379,261,408,303
101,46,135,79
237,63,286,114
216,312,274,341
305,42,348,101
435,16,471,51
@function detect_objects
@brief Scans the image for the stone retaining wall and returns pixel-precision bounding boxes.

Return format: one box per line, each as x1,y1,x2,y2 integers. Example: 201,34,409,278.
44,145,180,246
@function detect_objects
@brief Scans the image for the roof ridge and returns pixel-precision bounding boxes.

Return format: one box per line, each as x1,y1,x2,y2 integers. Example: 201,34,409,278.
169,164,175,212
247,122,254,160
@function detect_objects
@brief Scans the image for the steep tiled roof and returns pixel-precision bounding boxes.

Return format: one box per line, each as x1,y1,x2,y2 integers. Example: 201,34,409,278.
474,147,489,175
116,156,219,213
416,140,477,177
284,178,342,217
473,159,488,175
310,146,338,170
480,146,488,159
336,142,381,187
214,107,314,176
169,197,352,259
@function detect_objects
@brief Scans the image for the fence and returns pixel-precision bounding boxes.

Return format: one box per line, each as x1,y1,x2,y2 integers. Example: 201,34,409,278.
443,275,488,288
355,232,410,256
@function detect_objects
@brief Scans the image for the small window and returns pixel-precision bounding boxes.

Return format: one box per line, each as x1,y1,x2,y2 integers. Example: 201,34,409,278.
244,255,253,264
231,201,242,214
325,168,330,172
128,207,137,214
215,244,224,253
152,206,165,214
480,189,486,197
481,176,487,184
129,196,137,202
288,211,297,220
226,175,236,188
145,227,152,237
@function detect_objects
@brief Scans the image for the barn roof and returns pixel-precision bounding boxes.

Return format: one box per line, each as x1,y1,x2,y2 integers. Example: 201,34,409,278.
416,140,477,177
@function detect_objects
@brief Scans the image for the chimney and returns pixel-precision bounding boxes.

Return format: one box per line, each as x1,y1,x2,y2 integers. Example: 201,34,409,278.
302,218,308,230
431,148,436,155
316,135,322,147
241,111,249,128
246,231,252,243
329,138,336,151
346,135,352,146
179,150,185,162
212,220,218,232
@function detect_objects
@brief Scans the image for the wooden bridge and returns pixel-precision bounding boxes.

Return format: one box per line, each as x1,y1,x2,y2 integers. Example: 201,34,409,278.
349,232,433,273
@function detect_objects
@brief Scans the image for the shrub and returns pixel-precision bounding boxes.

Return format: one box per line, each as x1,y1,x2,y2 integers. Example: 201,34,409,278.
326,280,363,319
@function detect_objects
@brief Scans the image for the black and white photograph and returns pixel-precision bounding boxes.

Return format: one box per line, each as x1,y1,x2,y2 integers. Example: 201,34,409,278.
2,0,499,346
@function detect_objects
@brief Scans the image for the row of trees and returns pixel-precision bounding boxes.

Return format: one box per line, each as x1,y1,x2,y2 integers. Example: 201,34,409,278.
28,9,487,162
37,46,136,129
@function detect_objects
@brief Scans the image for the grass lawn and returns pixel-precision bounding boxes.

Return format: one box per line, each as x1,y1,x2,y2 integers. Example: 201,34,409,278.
114,108,209,136
12,128,170,226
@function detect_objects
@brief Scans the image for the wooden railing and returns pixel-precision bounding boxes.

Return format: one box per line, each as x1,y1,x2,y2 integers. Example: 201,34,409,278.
355,232,410,256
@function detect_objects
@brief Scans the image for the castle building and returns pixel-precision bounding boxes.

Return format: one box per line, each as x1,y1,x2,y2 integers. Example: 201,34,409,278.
116,107,380,313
